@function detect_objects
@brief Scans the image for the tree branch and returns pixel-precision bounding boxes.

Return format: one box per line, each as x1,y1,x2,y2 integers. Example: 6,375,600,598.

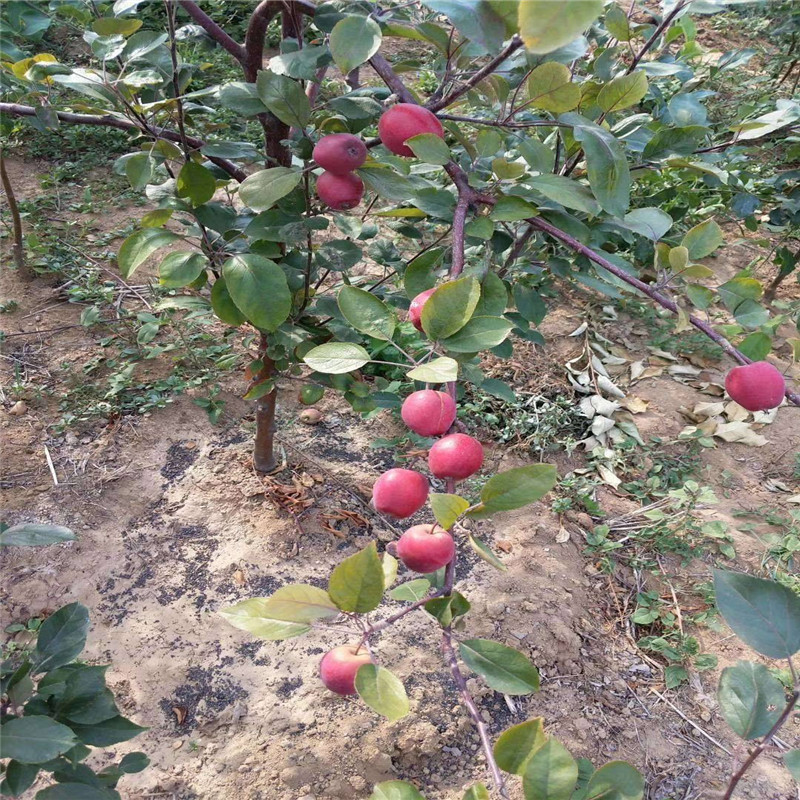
626,0,688,74
0,102,247,182
177,0,246,63
527,215,800,407
428,36,524,112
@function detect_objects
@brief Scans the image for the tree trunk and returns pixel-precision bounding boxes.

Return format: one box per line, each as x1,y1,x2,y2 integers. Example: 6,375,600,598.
253,337,278,472
0,147,31,281
252,8,304,472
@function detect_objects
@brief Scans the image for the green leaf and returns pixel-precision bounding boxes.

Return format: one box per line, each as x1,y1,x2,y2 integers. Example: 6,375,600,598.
93,17,143,36
412,188,456,219
243,380,274,401
0,717,76,764
422,277,480,340
338,286,396,341
140,208,173,228
459,639,540,695
527,62,580,113
785,750,800,781
390,579,431,602
475,272,509,316
355,664,410,721
357,166,413,203
597,71,648,113
529,174,601,216
430,494,470,530
491,196,538,222
70,715,147,746
585,762,644,800
713,569,800,659
480,378,516,403
256,70,310,128
425,591,470,627
34,603,89,673
463,784,490,800
329,542,384,613
514,285,548,325
681,218,724,259
239,167,302,213
737,331,771,361
370,781,426,800
221,254,291,332
303,342,370,374
717,277,763,313
219,81,269,116
421,0,512,55
117,228,179,279
734,300,769,330
0,760,38,796
405,248,443,298
407,356,458,383
159,251,208,289
406,133,451,165
210,278,246,327
176,161,217,207
718,660,784,740
329,14,382,75
622,208,673,241
519,1,604,55
122,30,167,60
441,316,514,353
562,113,630,217
383,553,398,589
316,239,363,272
467,534,507,571
0,523,75,547
494,718,547,774
469,465,558,518
605,5,631,40
220,585,338,640
522,739,579,800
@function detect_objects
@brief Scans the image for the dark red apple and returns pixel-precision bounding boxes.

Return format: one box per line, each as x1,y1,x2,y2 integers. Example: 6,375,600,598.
401,390,457,437
725,361,785,412
319,645,372,695
428,433,484,481
372,468,429,518
316,171,364,210
378,105,445,157
396,524,455,573
313,134,367,174
408,288,436,332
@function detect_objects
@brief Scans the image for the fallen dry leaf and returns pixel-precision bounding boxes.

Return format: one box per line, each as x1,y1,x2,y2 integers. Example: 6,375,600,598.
555,526,570,544
713,421,767,447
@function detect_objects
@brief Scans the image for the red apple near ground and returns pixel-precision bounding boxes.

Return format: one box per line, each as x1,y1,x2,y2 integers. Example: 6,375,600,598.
408,287,436,332
401,390,456,437
428,433,484,481
313,133,367,174
396,524,455,573
319,645,372,695
725,361,786,411
378,104,445,157
316,171,364,210
372,468,429,518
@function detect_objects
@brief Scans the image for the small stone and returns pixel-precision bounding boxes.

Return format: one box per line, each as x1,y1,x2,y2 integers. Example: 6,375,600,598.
65,432,78,446
510,630,527,640
486,600,505,618
8,401,27,416
172,739,184,750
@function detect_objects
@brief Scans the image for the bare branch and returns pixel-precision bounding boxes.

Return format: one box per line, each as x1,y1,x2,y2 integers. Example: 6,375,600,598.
177,0,246,62
0,102,247,182
527,215,800,408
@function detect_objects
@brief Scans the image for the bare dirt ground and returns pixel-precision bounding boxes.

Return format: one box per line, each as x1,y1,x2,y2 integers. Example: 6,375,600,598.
2,141,799,800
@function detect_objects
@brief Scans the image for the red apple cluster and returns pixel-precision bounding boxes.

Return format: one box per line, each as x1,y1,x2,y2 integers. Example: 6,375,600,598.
314,133,367,210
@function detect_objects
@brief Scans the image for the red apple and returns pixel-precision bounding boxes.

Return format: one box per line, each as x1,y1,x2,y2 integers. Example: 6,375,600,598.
401,389,456,437
313,133,367,174
725,361,786,412
319,645,372,695
378,105,445,157
316,171,364,210
408,287,436,332
396,524,455,573
428,433,484,481
372,468,429,518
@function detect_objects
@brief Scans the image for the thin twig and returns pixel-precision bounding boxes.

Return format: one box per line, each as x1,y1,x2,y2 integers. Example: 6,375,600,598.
649,689,732,755
44,445,59,486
